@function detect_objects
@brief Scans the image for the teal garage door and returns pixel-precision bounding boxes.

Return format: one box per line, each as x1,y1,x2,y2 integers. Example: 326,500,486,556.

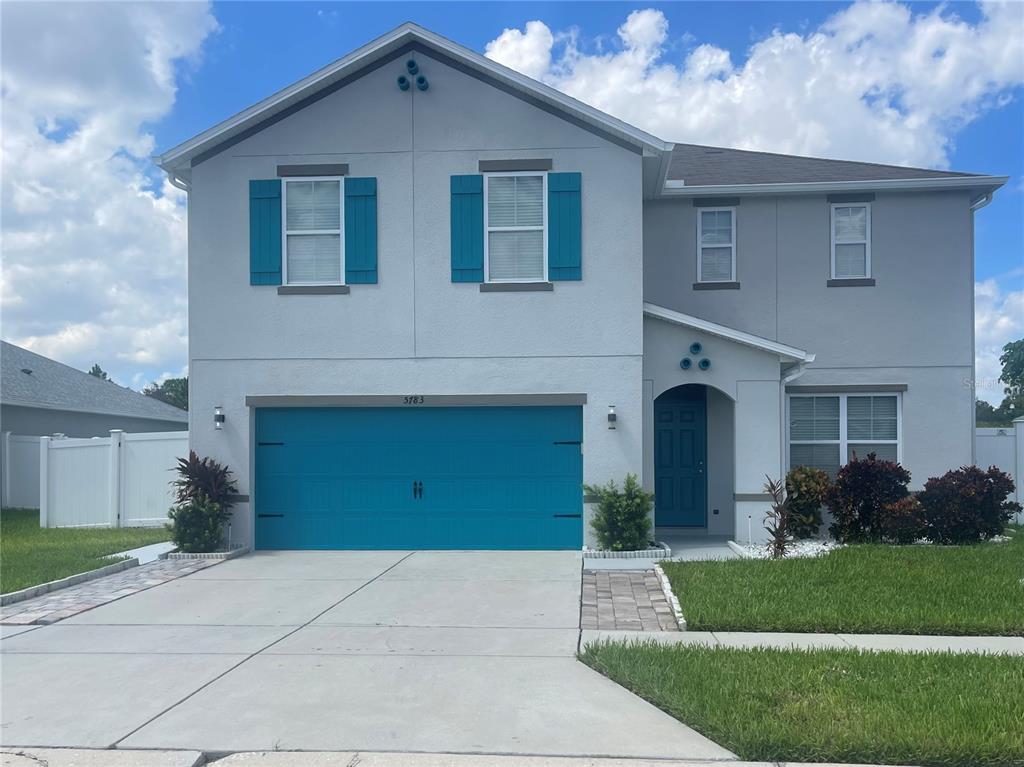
254,406,583,550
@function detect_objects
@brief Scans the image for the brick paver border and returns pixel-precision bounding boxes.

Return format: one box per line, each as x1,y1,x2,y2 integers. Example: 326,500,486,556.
581,570,679,631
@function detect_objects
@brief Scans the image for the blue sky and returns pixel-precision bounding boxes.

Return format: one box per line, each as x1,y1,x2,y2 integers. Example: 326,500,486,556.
2,1,1021,401
158,2,1021,284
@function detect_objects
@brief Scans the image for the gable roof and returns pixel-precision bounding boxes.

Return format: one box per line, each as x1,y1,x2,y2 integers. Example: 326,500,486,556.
668,143,979,186
643,302,814,363
1,341,188,423
155,22,672,180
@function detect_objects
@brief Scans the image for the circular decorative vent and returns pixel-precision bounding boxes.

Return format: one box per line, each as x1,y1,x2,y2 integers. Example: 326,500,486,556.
698,358,711,370
397,75,410,91
680,358,692,370
689,342,703,355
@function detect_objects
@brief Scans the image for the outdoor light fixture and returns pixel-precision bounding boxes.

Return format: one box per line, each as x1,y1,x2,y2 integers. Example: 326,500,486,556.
214,406,225,430
607,405,617,429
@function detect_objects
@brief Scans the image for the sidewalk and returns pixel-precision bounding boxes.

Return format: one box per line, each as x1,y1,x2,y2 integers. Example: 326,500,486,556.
582,629,1024,654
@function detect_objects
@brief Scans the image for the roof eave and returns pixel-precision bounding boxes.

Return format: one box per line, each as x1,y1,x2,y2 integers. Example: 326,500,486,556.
156,22,672,174
2,398,188,423
659,176,1009,197
643,302,813,363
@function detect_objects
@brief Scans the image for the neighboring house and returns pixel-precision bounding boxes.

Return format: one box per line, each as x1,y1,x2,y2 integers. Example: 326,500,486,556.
156,23,1006,550
0,341,188,437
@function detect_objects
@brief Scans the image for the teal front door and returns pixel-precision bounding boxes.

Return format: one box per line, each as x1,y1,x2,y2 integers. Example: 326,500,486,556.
254,406,583,550
654,391,707,527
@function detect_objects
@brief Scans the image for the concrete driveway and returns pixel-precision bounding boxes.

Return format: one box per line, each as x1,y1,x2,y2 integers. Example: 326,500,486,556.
1,551,732,760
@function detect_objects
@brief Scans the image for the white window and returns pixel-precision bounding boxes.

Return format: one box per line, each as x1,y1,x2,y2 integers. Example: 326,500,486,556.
283,177,343,285
697,207,736,282
831,203,871,279
484,172,546,282
788,393,900,476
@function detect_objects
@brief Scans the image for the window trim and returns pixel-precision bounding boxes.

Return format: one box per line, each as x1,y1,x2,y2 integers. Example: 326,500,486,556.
830,202,871,280
786,391,902,472
696,206,737,283
483,171,548,284
281,175,345,286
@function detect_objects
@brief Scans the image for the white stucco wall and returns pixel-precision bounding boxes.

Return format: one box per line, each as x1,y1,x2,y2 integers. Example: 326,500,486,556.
187,50,645,548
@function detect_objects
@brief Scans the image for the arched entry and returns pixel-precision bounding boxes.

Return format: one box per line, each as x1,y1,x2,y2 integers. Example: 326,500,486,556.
654,384,707,528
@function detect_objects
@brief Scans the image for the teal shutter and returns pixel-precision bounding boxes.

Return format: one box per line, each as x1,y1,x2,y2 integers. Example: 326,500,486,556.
249,179,282,285
451,175,484,282
345,177,378,284
547,172,582,281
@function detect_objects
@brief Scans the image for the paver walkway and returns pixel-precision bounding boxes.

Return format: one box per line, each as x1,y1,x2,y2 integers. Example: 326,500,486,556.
0,558,217,625
582,629,1024,654
581,570,678,631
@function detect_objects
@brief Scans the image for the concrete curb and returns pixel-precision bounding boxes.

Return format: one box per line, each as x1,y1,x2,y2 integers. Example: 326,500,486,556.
727,539,755,558
0,557,139,607
160,545,249,561
582,542,671,559
653,563,686,630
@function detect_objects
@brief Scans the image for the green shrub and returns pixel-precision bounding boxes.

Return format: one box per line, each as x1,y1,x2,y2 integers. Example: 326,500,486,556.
917,466,1021,544
167,495,230,553
785,466,831,539
878,495,926,545
826,452,911,543
586,474,653,551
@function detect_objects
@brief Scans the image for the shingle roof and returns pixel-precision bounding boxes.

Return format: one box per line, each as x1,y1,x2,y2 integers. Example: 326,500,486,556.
1,341,188,423
668,143,979,186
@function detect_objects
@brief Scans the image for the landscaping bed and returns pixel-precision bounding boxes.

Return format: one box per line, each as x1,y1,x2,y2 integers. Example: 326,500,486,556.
581,640,1024,767
662,527,1023,635
0,508,171,594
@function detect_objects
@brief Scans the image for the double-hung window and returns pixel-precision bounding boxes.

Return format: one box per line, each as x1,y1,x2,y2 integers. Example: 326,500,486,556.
283,177,343,285
697,208,736,283
485,172,546,282
831,203,870,279
788,393,900,476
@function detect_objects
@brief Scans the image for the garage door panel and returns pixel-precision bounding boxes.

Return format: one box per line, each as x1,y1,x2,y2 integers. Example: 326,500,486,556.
255,406,582,550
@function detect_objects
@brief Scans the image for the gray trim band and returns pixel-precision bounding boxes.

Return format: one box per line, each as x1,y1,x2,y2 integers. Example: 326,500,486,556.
246,393,588,408
278,164,349,177
693,281,740,291
735,493,772,502
479,159,553,172
693,197,740,207
277,285,351,295
827,278,875,287
480,282,554,292
828,193,875,203
786,384,908,393
226,494,250,503
583,494,599,504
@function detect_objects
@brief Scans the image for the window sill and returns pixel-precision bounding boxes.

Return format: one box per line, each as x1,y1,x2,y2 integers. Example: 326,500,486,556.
827,278,875,287
277,285,350,295
479,282,554,292
693,281,740,291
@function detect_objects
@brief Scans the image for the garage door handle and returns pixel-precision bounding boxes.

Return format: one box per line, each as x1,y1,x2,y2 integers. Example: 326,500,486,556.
412,481,423,499
553,513,582,518
258,513,284,518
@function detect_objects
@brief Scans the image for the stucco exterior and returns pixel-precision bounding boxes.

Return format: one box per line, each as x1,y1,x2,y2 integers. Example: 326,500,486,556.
168,24,997,549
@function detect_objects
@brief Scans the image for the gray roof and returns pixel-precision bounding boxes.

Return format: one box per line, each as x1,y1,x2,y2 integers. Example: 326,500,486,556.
1,341,188,423
668,143,979,186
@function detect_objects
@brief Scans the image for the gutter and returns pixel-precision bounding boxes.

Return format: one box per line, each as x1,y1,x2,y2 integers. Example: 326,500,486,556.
165,171,191,193
660,175,1009,198
970,192,993,211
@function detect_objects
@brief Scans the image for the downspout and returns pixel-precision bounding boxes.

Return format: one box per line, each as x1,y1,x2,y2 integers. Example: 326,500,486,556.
779,355,815,484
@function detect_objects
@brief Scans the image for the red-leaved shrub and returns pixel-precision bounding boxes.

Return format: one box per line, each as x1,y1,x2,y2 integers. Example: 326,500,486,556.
826,452,912,542
878,495,926,545
917,466,1021,544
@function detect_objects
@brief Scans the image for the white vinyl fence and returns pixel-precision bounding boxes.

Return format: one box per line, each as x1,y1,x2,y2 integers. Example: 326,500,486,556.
975,417,1023,522
1,432,42,508
39,430,189,528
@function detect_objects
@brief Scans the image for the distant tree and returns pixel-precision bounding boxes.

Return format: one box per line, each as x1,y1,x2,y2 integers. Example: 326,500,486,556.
144,377,188,411
999,340,1024,395
976,339,1024,426
88,364,109,380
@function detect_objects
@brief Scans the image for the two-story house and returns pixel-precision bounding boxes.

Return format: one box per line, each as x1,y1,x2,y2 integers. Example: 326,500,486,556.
157,23,1007,551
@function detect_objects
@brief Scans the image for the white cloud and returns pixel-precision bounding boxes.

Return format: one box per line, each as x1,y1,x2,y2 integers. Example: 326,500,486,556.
484,3,1024,168
975,277,1024,404
0,2,218,388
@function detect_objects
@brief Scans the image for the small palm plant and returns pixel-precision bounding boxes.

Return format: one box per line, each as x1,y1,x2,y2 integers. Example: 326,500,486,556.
763,475,792,559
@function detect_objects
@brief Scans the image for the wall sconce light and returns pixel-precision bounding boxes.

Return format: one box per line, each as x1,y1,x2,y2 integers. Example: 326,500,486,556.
607,405,617,429
214,406,225,430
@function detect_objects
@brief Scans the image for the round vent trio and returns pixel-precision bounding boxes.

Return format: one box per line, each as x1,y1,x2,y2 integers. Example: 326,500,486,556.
680,342,711,371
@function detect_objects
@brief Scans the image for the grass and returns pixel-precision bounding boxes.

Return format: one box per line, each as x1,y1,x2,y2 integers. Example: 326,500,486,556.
581,640,1024,767
662,528,1024,635
0,507,170,594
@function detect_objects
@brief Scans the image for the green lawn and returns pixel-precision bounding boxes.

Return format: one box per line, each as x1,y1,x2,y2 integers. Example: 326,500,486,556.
581,640,1024,767
1,508,170,594
662,529,1024,635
